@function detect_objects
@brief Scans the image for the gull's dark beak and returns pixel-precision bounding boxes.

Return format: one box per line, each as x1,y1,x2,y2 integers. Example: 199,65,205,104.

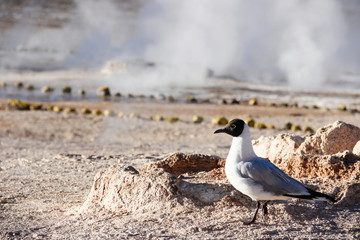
214,128,225,134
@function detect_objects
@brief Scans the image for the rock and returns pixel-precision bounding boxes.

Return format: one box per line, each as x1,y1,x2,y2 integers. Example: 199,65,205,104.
337,105,347,111
129,112,140,118
265,124,275,129
78,89,86,96
64,107,76,114
16,81,23,88
291,125,302,131
167,95,176,102
312,105,319,109
253,133,304,163
275,154,352,180
103,110,115,116
253,136,275,159
248,98,258,105
304,126,315,133
79,154,251,215
337,182,360,206
253,127,360,180
333,150,360,163
30,104,43,110
62,86,72,94
192,115,204,124
255,122,266,129
292,102,299,108
42,86,54,93
186,96,197,103
231,98,240,104
165,117,179,123
81,108,91,114
80,166,181,214
145,153,224,176
25,84,34,90
155,93,166,100
150,115,164,121
212,117,228,126
353,141,360,156
8,99,30,110
98,86,111,97
246,118,255,127
285,122,292,130
297,121,360,155
53,106,63,113
92,109,102,116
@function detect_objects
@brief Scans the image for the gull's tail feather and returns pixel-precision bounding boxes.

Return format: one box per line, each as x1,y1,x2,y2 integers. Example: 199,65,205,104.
306,188,336,202
284,188,336,202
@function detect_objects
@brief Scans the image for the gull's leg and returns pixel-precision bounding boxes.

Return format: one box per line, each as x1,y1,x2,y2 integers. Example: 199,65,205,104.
243,201,261,225
262,201,270,215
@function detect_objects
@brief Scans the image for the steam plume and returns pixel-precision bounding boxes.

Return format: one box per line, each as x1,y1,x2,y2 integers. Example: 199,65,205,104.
1,0,360,90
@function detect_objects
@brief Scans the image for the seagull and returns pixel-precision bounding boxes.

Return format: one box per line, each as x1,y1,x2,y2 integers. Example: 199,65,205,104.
214,119,335,225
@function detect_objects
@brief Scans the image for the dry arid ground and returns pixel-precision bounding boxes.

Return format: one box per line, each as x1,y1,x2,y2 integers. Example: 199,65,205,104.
0,99,360,239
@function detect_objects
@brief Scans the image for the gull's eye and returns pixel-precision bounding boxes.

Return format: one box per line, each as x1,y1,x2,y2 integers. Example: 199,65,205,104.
231,124,236,129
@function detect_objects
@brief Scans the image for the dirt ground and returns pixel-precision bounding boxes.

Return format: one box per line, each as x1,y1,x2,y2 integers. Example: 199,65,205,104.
0,99,359,239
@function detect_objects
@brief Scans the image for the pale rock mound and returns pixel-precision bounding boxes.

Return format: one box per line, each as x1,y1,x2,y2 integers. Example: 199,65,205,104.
80,154,247,215
297,121,360,155
253,134,304,163
252,135,275,159
80,165,183,214
253,121,360,181
353,141,360,156
252,121,360,206
337,182,360,206
80,120,360,215
274,151,360,180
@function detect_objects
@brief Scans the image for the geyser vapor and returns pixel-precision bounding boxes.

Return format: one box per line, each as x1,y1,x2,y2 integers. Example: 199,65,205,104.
138,0,348,89
1,0,359,90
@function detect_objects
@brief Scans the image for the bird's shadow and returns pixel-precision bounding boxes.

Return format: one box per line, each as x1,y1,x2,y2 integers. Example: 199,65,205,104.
274,201,343,222
227,202,340,228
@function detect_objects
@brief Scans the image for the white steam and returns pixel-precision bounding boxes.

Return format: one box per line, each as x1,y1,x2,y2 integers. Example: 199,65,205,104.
1,0,360,90
138,0,348,89
276,0,346,88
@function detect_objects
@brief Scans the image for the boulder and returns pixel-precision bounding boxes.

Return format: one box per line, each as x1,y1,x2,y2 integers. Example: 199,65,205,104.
252,121,360,181
353,141,360,156
145,152,224,176
253,134,304,164
274,152,360,180
297,121,360,155
80,165,182,214
337,182,360,206
252,135,275,159
80,154,247,215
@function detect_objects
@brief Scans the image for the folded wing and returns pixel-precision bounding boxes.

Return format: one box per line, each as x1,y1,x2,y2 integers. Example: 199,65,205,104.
237,158,309,197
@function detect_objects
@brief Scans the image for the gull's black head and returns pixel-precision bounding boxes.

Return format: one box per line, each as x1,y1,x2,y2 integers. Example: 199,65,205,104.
214,119,245,137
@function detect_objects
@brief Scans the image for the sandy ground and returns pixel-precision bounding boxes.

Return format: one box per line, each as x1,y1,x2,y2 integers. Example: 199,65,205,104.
0,99,360,239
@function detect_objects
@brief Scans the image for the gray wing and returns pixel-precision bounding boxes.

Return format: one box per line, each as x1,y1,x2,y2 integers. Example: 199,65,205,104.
237,158,308,196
